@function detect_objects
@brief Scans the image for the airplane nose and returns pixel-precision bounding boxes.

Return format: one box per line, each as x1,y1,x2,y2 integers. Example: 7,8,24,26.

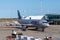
43,23,49,27
46,24,49,27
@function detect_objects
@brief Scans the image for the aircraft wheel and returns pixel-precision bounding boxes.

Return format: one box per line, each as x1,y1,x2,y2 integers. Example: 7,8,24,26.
21,26,27,31
26,26,28,28
35,27,38,30
41,27,45,32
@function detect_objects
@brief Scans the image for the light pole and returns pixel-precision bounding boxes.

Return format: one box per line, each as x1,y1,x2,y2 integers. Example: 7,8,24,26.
40,0,43,14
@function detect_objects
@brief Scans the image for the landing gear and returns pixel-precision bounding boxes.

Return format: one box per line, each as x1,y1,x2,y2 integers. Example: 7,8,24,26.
21,25,27,31
35,27,38,30
41,27,45,32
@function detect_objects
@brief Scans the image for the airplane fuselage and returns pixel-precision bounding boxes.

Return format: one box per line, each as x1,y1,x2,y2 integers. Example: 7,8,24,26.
18,19,49,28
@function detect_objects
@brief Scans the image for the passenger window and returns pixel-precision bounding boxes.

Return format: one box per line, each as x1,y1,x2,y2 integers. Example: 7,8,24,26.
31,21,36,24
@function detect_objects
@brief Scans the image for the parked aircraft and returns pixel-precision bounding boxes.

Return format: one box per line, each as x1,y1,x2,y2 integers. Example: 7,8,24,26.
17,10,49,32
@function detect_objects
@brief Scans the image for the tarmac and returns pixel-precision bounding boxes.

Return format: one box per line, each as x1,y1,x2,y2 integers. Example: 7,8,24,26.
0,24,60,40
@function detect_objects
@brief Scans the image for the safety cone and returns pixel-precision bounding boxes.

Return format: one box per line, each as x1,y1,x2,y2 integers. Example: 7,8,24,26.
6,36,13,40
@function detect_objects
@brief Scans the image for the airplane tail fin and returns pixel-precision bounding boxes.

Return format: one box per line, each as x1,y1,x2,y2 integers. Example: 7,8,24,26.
17,10,21,19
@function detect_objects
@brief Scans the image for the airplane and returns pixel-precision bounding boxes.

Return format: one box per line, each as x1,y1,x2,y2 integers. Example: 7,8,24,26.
17,10,49,32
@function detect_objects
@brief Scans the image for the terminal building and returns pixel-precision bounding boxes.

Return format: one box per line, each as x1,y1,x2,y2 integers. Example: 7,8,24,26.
44,14,60,25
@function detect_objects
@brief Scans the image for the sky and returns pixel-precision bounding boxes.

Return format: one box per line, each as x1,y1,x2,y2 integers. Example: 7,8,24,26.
0,0,60,18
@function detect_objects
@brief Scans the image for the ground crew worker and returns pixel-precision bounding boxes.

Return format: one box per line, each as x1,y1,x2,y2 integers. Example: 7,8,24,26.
12,30,16,38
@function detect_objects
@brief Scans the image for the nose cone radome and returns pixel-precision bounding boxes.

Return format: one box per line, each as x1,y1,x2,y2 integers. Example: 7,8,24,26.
43,23,49,27
46,24,49,27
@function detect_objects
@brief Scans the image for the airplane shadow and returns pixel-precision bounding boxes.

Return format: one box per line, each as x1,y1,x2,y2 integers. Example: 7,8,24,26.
9,27,44,32
28,29,44,32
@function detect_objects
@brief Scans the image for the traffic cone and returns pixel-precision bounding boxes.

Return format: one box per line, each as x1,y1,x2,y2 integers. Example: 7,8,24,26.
6,36,13,40
9,36,13,40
